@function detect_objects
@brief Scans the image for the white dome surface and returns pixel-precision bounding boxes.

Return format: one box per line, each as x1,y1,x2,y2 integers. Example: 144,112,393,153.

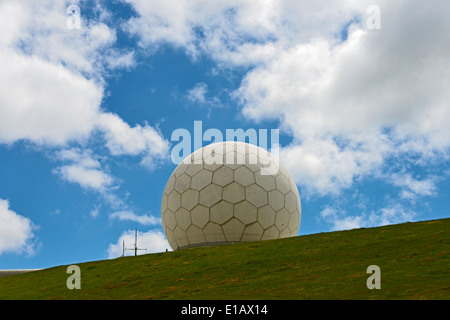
161,141,301,250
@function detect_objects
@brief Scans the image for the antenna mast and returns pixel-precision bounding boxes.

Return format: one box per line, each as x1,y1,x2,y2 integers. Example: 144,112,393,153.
123,229,147,256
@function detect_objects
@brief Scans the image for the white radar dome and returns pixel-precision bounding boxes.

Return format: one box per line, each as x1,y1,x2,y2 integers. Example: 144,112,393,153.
161,141,301,250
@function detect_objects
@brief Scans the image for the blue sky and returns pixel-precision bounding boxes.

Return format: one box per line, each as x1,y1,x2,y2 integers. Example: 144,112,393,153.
0,0,449,269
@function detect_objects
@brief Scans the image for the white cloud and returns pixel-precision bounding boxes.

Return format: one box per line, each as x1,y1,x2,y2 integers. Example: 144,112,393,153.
186,82,221,110
57,165,113,191
52,147,129,212
0,0,172,219
376,204,416,226
122,0,363,66
0,0,161,161
279,136,388,196
124,0,450,197
109,210,161,226
107,229,171,258
390,173,438,200
104,50,136,69
0,0,129,78
0,49,103,145
96,112,170,170
320,207,365,231
53,148,114,192
56,148,102,168
0,0,108,145
0,199,38,256
90,205,100,218
234,1,450,195
187,82,208,104
122,0,279,63
320,203,416,231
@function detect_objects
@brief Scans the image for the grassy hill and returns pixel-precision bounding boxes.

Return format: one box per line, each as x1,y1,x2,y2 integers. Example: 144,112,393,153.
0,218,448,300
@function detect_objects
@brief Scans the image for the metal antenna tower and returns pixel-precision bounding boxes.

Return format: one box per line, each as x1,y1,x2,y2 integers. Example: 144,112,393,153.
123,229,147,256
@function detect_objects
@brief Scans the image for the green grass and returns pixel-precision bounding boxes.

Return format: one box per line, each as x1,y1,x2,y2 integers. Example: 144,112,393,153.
0,218,449,300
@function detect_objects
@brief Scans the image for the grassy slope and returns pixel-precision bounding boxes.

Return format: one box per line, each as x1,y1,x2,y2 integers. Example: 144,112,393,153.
0,218,448,300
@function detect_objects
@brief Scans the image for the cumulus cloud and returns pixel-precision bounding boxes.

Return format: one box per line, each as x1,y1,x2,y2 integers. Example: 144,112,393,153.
0,0,167,166
0,0,171,215
320,203,416,231
320,207,365,231
52,144,168,221
96,112,170,170
122,0,362,65
52,148,130,213
0,0,127,79
0,0,113,146
278,136,388,196
186,82,221,110
236,13,450,193
123,0,450,198
186,82,208,104
53,148,114,192
109,210,161,225
107,229,171,258
0,50,103,145
0,199,38,256
234,1,450,195
390,173,438,201
57,165,113,191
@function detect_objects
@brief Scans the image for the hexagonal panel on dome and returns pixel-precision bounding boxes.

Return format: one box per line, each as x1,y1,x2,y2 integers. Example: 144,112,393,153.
280,227,291,238
289,210,301,234
268,189,284,211
165,228,176,248
255,172,276,191
161,193,168,213
167,190,181,212
245,183,268,208
175,207,192,231
234,165,255,186
163,209,177,231
161,141,301,250
199,183,222,207
186,224,206,246
262,225,279,240
191,204,209,228
258,205,276,229
234,200,257,225
203,222,226,243
173,226,188,248
275,208,290,231
275,174,291,195
174,173,191,194
241,222,263,242
191,170,213,190
223,182,245,203
210,200,233,225
181,189,199,210
284,191,297,213
212,166,233,186
222,218,245,242
185,164,203,177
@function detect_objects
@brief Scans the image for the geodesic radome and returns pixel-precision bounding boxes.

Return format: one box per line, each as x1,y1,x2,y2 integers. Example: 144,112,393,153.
161,141,301,250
